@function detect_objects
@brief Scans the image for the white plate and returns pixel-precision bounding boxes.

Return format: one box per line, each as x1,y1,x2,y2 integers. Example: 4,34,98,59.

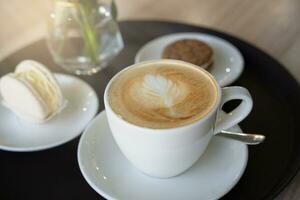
135,33,244,87
0,74,99,152
78,111,248,200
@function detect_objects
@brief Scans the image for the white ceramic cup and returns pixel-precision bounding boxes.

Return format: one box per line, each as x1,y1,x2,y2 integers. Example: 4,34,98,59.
104,60,252,178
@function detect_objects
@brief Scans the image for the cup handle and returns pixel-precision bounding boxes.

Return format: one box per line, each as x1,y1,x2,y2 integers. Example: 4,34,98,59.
214,86,253,134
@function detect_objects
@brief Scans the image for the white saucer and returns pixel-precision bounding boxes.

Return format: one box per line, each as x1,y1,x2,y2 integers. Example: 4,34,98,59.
78,111,248,200
135,33,244,87
0,74,98,152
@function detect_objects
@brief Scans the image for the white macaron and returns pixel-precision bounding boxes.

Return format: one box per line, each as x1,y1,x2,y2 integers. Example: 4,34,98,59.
0,60,65,123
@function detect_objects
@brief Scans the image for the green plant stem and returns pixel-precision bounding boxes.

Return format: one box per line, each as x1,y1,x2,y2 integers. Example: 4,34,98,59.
75,2,98,63
111,0,117,20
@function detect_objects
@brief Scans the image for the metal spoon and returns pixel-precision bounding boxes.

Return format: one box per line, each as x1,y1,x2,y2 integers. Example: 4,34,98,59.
218,130,265,145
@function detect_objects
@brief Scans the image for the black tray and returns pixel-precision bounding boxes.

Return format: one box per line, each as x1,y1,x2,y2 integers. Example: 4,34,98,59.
0,21,299,200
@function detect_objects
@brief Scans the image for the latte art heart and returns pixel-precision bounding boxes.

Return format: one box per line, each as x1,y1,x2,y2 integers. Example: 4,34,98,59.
108,62,217,129
143,74,181,107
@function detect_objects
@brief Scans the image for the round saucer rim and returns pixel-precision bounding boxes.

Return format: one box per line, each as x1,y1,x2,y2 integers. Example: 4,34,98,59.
78,111,118,200
134,32,244,87
220,139,248,198
78,110,248,200
0,73,99,152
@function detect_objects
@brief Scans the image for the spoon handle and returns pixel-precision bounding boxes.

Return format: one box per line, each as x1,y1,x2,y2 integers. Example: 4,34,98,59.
218,130,265,145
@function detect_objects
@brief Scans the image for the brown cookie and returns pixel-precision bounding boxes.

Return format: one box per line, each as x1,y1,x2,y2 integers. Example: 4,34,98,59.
162,39,213,69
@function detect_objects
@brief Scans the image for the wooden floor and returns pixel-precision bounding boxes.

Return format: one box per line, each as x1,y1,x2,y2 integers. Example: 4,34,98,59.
0,0,299,199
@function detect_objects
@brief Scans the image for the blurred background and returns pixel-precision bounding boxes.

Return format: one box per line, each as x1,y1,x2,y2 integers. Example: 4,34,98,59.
0,0,299,80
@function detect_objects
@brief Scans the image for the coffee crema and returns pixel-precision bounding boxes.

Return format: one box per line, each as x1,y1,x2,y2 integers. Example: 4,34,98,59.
108,62,218,129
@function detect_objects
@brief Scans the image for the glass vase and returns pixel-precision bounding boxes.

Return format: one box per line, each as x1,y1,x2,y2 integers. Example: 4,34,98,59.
47,0,124,75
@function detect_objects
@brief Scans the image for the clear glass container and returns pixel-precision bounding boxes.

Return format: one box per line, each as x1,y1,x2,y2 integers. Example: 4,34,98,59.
47,0,123,75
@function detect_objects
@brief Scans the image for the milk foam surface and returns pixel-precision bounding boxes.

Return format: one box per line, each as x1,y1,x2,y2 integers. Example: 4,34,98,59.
108,62,217,129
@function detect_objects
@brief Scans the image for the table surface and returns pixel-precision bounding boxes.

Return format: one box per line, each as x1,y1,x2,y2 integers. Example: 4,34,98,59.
0,20,300,200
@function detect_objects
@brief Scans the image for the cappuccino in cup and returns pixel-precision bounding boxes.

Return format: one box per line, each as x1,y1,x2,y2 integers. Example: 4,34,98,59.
104,59,252,178
108,62,217,128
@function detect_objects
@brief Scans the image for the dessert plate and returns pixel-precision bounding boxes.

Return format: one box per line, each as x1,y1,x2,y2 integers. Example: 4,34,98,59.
0,74,98,152
78,111,248,200
135,33,244,87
